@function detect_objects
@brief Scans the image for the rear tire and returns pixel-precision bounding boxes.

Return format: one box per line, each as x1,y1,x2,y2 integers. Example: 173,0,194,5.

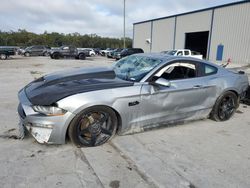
78,53,86,60
210,91,238,121
68,106,117,147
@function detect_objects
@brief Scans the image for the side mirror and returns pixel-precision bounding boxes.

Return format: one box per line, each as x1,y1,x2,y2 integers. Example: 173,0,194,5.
152,78,171,87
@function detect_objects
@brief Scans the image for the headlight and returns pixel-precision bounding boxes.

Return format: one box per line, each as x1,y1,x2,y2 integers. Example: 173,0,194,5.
33,105,67,116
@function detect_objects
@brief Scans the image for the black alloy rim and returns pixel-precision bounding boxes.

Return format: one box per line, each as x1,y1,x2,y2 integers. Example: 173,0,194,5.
218,95,235,120
77,111,113,146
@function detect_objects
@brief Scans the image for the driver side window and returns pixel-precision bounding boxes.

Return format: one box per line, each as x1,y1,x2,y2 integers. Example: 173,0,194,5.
156,62,197,80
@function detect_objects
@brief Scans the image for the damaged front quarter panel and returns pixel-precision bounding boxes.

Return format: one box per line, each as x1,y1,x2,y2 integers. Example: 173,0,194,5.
26,125,53,143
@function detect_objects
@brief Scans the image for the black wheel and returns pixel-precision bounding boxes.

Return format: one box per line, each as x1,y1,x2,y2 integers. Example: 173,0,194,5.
79,53,86,60
24,52,30,57
68,106,118,147
210,91,238,121
0,54,7,60
52,53,60,59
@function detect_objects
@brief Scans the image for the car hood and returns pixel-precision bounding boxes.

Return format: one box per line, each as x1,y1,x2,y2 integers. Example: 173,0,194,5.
24,67,133,105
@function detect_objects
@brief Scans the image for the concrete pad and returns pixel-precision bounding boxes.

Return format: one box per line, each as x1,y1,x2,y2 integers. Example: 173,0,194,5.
113,105,250,188
82,144,150,188
0,139,103,188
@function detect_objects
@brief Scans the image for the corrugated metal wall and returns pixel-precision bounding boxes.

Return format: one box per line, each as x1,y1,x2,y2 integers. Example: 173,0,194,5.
133,2,250,64
151,18,175,52
174,10,212,49
133,22,152,52
210,3,250,64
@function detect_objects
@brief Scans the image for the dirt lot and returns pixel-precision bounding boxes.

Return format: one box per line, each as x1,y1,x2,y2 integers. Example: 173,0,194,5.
0,56,250,188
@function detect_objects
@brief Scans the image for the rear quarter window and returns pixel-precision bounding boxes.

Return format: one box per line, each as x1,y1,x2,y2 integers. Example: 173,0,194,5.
204,64,218,75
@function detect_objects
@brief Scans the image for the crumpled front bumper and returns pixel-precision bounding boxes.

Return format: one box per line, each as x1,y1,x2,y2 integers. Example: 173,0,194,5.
17,89,75,144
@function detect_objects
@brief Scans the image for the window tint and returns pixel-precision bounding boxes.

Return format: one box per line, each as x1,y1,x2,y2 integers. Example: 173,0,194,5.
156,62,197,80
177,51,183,56
184,51,189,55
205,64,217,75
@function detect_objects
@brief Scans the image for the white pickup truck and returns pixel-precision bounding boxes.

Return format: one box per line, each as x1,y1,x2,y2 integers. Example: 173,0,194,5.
164,49,203,59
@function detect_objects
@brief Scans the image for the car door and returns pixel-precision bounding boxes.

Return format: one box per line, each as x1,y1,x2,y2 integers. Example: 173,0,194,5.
29,46,36,55
139,60,212,128
69,46,76,57
37,46,44,55
32,46,41,56
61,46,70,56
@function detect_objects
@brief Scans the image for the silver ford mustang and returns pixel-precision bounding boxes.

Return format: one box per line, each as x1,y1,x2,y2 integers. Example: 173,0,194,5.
18,54,249,147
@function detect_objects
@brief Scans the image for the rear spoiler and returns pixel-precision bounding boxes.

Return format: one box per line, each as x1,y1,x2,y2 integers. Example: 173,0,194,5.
238,70,245,74
221,62,230,68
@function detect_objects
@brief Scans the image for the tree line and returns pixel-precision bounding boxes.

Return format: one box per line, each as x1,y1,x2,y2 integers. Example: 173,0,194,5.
0,29,132,48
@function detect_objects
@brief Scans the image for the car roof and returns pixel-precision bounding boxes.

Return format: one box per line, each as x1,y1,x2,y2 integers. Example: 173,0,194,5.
131,53,223,70
134,53,225,82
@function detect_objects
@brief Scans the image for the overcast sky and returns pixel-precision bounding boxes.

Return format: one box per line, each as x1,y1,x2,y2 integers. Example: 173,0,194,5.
0,0,242,38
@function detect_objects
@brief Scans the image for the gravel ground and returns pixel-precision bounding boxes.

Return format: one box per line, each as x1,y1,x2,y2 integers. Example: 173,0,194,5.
0,55,250,188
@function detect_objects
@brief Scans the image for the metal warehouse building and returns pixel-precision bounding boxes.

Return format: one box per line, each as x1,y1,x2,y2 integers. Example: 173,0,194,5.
133,1,250,64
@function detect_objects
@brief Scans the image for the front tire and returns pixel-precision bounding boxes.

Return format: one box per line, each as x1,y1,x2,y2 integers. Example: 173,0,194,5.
0,54,7,60
210,91,238,121
68,106,118,147
52,53,60,59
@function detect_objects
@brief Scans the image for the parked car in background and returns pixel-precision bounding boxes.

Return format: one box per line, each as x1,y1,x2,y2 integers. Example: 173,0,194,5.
100,48,114,56
164,49,203,59
0,46,15,60
160,50,169,54
50,45,88,60
88,49,96,56
93,48,102,55
22,45,51,57
107,48,123,58
18,54,249,147
114,48,144,60
77,48,96,57
17,47,27,55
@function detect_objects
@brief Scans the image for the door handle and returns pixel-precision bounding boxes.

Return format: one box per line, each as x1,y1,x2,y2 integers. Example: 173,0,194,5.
193,85,203,88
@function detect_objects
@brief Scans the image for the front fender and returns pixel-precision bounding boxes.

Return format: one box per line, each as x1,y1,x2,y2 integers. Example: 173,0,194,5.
57,85,142,135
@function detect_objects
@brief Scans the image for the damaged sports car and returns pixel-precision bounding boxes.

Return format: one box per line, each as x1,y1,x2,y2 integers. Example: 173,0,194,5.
18,54,249,147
